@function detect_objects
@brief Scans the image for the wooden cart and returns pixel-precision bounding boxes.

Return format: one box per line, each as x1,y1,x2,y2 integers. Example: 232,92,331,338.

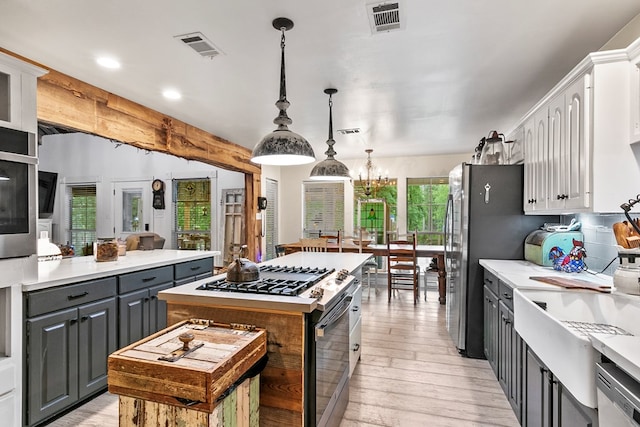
108,319,267,426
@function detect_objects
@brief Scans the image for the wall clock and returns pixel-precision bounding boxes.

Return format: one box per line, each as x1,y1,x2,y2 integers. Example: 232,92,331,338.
152,179,165,209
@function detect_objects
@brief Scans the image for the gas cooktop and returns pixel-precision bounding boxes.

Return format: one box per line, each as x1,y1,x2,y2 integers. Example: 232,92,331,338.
196,265,335,296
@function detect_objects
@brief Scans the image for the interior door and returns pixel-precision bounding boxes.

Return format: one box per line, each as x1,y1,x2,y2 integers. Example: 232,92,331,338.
113,181,152,238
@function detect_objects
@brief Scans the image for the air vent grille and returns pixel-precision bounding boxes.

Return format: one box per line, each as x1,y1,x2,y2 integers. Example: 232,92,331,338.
337,128,361,135
367,2,403,33
174,32,223,59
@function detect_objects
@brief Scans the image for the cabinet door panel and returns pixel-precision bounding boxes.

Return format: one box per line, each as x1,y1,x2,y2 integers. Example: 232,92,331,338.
498,301,512,393
525,347,551,427
565,74,590,210
548,93,566,209
27,308,79,426
483,286,499,375
149,282,173,333
78,297,117,399
118,289,150,347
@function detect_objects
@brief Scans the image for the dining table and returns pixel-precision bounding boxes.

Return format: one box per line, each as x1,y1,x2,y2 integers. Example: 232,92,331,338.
280,241,446,304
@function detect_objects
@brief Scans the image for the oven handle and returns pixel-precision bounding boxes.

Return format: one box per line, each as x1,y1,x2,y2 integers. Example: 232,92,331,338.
315,297,351,339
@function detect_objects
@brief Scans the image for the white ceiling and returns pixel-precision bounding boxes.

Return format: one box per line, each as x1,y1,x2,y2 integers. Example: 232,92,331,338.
2,0,640,162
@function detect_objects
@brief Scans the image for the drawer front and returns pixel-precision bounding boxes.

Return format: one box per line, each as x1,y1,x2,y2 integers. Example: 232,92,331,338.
174,258,213,281
27,277,117,317
349,284,362,332
119,266,173,294
499,280,514,311
483,270,499,295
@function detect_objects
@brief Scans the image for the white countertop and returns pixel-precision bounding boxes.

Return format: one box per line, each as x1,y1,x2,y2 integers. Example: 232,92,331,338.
481,259,640,385
479,259,613,290
23,250,220,292
160,252,373,313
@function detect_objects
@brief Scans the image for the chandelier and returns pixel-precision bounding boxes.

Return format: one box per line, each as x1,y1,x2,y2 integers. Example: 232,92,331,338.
356,149,389,198
251,17,315,166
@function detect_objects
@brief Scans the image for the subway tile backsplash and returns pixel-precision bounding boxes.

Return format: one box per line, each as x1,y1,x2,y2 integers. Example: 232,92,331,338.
562,213,627,276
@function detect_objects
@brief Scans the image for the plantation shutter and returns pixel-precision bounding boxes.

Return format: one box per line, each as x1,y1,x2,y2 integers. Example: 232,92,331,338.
303,181,344,237
68,185,97,255
264,178,278,260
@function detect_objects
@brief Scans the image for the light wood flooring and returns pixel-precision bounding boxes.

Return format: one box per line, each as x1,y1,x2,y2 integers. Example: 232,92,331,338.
47,287,518,427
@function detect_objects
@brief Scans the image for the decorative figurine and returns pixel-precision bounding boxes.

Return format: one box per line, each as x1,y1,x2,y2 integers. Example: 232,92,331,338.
548,239,587,272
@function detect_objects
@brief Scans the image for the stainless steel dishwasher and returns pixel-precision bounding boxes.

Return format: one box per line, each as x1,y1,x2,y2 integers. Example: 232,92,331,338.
596,362,640,426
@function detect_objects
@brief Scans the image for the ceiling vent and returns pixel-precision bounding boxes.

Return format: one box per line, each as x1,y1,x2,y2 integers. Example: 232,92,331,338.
367,1,403,34
174,32,224,59
337,128,361,135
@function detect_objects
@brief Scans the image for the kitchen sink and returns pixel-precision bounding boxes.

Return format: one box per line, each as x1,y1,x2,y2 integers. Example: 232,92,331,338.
514,287,640,408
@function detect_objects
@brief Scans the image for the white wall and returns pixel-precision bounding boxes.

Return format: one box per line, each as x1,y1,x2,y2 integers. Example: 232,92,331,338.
262,152,470,245
38,133,244,260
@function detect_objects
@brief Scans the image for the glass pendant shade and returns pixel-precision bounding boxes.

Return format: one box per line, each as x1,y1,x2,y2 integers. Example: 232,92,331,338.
310,88,350,180
479,130,505,165
251,18,315,166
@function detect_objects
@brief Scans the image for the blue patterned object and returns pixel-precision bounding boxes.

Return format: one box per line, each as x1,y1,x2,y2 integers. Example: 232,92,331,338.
548,239,587,273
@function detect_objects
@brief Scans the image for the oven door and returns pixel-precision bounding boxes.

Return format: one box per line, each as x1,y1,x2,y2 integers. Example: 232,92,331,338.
315,295,351,427
0,150,37,258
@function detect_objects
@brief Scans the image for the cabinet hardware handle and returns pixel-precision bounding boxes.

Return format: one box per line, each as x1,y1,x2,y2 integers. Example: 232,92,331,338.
151,295,157,300
80,316,89,322
352,344,360,352
70,318,78,325
142,276,157,282
505,319,511,325
352,305,360,312
67,291,89,300
144,297,150,302
502,293,512,300
190,266,201,271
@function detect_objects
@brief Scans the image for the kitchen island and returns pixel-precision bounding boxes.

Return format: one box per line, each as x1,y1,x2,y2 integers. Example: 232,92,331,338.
160,251,372,427
22,249,219,427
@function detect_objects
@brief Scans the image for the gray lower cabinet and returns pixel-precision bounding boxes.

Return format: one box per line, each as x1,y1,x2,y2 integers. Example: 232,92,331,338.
173,258,214,286
118,282,173,347
524,346,597,427
25,277,117,427
483,284,499,375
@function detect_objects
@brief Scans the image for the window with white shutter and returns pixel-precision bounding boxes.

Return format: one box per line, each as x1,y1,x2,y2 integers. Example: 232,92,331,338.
67,185,97,256
303,181,344,237
264,178,278,260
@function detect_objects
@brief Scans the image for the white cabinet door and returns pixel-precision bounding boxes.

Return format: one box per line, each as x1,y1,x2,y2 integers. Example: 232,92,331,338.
563,74,590,211
523,118,536,212
0,60,23,129
630,55,640,144
547,92,567,210
532,109,549,212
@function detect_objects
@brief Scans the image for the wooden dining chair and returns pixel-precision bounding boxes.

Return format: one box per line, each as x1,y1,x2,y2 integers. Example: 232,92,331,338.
299,238,328,252
386,232,420,303
319,230,342,252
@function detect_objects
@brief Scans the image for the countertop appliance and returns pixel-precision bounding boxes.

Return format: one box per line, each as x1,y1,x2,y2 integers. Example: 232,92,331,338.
613,248,640,295
444,163,558,358
197,263,355,427
596,362,640,426
524,229,584,267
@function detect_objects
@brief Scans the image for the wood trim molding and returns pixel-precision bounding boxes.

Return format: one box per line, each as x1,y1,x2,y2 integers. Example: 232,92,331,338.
2,48,262,260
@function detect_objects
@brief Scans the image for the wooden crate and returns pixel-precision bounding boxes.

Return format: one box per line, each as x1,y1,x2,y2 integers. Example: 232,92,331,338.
108,319,267,416
118,374,260,427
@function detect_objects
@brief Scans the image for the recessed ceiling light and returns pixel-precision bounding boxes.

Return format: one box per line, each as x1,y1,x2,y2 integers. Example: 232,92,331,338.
162,89,182,100
96,57,121,69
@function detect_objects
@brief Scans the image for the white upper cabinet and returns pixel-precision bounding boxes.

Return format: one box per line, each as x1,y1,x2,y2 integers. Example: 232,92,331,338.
0,52,46,133
517,48,640,214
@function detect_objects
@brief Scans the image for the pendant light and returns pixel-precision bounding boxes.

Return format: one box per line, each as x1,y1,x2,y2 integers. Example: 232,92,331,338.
251,17,315,166
309,88,350,180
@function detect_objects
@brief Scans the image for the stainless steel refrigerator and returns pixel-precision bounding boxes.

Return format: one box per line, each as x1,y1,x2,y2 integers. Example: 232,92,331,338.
444,163,557,358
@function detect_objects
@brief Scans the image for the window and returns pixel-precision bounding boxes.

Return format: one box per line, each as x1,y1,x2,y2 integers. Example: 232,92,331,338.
68,185,96,256
303,181,344,237
353,180,397,237
173,178,211,250
264,178,278,260
407,177,449,244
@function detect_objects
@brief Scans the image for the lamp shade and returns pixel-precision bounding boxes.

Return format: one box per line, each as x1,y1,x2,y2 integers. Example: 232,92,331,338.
251,17,315,166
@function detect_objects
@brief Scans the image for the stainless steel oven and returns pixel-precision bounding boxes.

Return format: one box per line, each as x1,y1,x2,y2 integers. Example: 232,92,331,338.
304,280,356,427
0,126,37,258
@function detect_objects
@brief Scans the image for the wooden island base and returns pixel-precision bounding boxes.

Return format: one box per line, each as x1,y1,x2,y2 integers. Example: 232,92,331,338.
118,376,259,427
167,303,307,427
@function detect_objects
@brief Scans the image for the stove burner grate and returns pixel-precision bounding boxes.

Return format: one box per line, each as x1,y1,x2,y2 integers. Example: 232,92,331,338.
196,265,334,296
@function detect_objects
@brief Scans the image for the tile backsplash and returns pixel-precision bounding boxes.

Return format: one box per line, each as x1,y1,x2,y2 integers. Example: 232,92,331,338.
563,213,632,276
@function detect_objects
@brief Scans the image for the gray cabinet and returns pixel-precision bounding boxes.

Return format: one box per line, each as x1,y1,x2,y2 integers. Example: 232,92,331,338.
118,266,173,347
483,269,523,423
525,346,597,427
24,277,117,427
174,258,213,286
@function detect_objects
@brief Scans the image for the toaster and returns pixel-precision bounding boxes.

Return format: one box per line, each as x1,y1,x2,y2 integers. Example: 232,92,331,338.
524,230,584,267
